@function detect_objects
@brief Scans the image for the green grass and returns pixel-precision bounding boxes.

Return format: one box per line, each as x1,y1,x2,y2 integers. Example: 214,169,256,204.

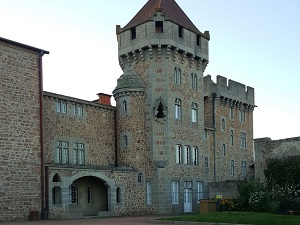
162,211,300,225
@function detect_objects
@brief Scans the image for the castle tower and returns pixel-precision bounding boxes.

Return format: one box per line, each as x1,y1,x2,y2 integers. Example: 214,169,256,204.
115,0,210,214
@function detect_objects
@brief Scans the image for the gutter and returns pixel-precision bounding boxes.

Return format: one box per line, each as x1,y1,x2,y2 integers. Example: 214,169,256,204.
212,93,217,182
38,51,48,220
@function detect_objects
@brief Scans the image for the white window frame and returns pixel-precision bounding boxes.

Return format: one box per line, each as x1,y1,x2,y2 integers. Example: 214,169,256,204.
184,146,191,165
174,67,181,84
176,144,182,164
241,161,247,177
175,98,182,119
146,182,152,205
171,181,179,204
192,147,198,165
197,182,203,201
191,102,197,123
74,104,83,116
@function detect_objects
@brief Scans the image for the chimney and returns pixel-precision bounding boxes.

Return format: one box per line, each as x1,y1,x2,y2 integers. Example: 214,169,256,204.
97,93,112,106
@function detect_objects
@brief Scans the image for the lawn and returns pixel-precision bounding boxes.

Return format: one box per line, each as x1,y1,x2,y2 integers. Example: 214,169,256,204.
162,211,300,225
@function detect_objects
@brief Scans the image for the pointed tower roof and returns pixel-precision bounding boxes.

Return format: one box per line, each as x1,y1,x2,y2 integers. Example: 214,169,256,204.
118,0,203,36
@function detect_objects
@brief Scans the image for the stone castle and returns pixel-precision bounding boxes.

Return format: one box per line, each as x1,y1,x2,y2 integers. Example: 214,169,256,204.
0,0,255,221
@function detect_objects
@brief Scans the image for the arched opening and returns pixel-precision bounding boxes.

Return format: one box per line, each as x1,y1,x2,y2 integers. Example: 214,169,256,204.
116,187,121,203
157,102,165,119
69,176,108,217
53,173,61,182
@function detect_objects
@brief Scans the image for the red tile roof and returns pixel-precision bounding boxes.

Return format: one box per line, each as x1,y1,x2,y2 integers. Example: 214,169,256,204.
118,0,203,35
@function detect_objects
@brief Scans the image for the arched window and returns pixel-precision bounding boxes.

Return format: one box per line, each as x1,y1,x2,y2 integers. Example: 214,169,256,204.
173,67,181,84
137,172,142,183
52,173,61,182
230,130,234,146
230,160,235,176
222,144,226,156
124,135,128,146
175,98,182,119
191,73,197,89
191,102,197,122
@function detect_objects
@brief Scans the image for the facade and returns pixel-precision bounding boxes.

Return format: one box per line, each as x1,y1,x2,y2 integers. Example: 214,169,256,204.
0,0,255,221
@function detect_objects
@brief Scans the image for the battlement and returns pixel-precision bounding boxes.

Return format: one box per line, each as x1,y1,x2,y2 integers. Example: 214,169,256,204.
204,75,255,106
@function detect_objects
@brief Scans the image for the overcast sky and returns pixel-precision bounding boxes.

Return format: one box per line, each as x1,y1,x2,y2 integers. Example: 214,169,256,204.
1,0,300,140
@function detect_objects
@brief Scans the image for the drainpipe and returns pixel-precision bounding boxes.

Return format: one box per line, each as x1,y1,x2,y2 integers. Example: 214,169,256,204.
38,51,47,219
212,93,217,182
114,110,118,167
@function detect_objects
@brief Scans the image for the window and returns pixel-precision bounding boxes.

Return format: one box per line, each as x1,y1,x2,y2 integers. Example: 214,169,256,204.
230,130,234,146
230,107,234,120
240,132,247,148
69,184,78,204
175,145,182,164
204,157,208,167
146,182,152,205
230,160,235,176
116,187,121,203
87,186,92,204
171,181,179,204
56,141,69,164
191,73,197,89
175,98,182,119
173,67,181,84
123,100,127,112
241,161,247,177
124,135,128,146
52,187,62,205
192,147,198,165
240,110,246,122
191,102,197,123
137,172,142,183
178,25,184,38
155,21,163,33
74,143,85,165
74,104,83,116
130,27,136,40
184,146,191,165
196,34,201,46
197,182,203,200
222,144,226,156
221,118,225,131
56,100,67,113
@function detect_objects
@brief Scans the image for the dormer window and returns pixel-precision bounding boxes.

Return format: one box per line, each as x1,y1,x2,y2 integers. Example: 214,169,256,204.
130,27,136,40
178,25,184,38
156,21,163,33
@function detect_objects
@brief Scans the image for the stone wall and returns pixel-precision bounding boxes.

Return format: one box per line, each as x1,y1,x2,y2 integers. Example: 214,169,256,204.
0,40,43,221
254,137,300,181
43,92,116,167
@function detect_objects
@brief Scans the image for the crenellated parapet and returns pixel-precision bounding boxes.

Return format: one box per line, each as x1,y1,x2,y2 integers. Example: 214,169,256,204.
204,75,255,111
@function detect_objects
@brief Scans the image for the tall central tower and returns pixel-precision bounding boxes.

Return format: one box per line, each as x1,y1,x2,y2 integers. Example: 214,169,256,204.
114,0,210,214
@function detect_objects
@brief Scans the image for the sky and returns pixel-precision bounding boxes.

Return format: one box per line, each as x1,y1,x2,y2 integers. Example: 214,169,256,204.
1,0,300,140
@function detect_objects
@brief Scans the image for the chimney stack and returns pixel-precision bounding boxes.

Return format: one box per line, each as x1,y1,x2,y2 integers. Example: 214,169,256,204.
97,93,112,106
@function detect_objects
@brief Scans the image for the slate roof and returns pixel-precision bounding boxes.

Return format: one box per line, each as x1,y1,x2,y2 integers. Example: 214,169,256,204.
118,0,202,35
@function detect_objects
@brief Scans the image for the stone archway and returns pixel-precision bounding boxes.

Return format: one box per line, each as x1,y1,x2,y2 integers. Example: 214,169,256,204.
69,176,108,217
